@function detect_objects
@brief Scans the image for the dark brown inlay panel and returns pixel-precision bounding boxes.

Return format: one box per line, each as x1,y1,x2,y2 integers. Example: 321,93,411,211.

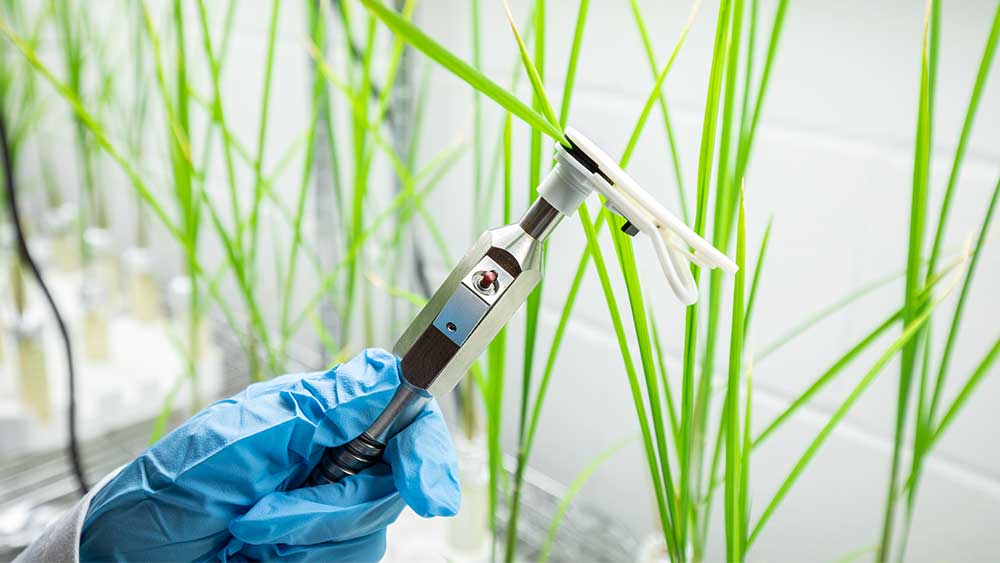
400,326,461,389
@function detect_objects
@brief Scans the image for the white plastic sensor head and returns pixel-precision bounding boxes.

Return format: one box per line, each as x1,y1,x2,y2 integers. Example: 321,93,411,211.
537,127,738,306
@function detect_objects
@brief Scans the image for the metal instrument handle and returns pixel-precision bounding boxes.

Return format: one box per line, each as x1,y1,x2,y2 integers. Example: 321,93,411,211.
307,432,385,485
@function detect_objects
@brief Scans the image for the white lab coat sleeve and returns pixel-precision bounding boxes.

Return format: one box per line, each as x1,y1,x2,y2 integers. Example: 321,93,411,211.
13,468,122,563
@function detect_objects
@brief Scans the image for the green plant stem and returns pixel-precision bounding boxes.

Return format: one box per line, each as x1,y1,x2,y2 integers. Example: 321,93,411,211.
751,283,951,547
723,192,747,562
627,0,689,222
539,436,636,563
903,168,1000,558
557,0,590,128
507,3,550,557
880,3,938,558
194,0,242,269
922,3,1000,281
360,0,565,144
580,204,681,560
926,334,1000,449
471,0,483,232
680,0,733,551
695,1,745,542
247,0,280,264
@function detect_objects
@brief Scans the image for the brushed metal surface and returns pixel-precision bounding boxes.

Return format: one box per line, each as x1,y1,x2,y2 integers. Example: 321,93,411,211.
432,284,490,346
425,222,545,397
392,233,491,363
391,220,549,397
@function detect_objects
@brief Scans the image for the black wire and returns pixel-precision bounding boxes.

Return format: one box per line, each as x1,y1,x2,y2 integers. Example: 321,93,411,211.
0,110,89,496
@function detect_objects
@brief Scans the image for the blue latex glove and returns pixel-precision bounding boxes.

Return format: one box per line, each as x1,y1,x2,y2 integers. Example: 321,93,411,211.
79,348,460,562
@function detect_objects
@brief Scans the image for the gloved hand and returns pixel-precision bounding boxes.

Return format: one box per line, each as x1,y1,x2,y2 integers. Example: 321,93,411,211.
79,348,460,562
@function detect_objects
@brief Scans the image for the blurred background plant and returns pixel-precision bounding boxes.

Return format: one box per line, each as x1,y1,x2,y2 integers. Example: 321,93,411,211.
1,1,999,562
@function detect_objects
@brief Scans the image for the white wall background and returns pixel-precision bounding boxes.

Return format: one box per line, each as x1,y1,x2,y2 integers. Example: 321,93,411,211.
15,0,1000,561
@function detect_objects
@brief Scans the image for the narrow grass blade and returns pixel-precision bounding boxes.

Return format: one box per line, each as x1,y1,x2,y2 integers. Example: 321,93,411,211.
621,0,702,171
754,309,902,446
557,0,591,128
739,360,753,555
750,272,956,547
903,165,1000,550
605,205,681,556
924,20,1000,431
577,204,681,559
508,3,551,557
881,4,939,557
246,0,281,270
501,0,561,134
149,374,186,444
724,189,748,562
734,0,789,182
744,215,773,336
923,1,1000,278
681,0,734,549
0,17,182,240
929,334,1000,447
627,0,690,222
359,0,566,144
539,436,636,563
471,0,484,230
753,272,951,447
650,311,681,442
757,268,903,361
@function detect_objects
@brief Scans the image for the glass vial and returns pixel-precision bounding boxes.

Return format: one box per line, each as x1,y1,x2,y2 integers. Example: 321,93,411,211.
44,203,80,273
82,280,111,363
168,276,209,361
7,312,50,423
123,247,162,322
446,433,491,559
84,228,121,305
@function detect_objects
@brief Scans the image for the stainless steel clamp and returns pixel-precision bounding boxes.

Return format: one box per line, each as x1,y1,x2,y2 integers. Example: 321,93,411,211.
307,127,736,485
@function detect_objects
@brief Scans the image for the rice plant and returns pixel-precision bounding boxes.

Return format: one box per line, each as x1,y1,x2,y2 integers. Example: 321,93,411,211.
1,0,52,420
879,2,1000,560
359,1,985,561
3,1,998,561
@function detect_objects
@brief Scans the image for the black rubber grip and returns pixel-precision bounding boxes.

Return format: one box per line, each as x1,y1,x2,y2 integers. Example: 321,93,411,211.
307,432,386,486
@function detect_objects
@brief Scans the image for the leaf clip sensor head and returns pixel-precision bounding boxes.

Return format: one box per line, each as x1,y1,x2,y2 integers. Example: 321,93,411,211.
537,126,738,306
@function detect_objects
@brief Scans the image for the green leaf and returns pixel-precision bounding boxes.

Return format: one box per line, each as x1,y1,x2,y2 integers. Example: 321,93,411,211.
501,0,562,136
539,436,636,563
359,0,566,144
627,0,691,222
929,334,1000,447
681,0,734,549
925,3,1000,276
753,271,952,448
724,188,748,562
880,3,940,557
750,272,956,546
557,0,591,128
923,2,1000,435
903,156,1000,545
744,215,773,336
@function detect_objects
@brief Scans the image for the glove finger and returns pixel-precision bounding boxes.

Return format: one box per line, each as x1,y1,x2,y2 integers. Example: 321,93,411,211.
228,465,406,546
279,348,402,448
383,400,461,517
223,529,387,563
115,350,401,503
